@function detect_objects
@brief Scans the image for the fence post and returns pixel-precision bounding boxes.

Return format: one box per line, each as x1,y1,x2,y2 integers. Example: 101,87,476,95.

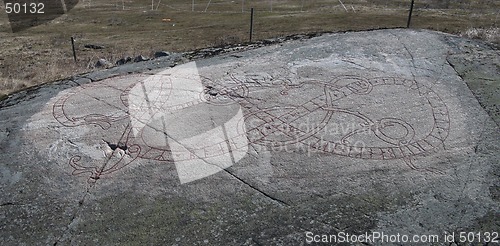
71,37,77,63
407,0,414,28
249,8,254,42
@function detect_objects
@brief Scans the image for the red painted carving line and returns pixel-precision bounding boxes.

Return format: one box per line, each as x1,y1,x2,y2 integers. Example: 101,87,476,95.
53,73,451,181
198,77,449,159
53,80,130,129
293,77,451,160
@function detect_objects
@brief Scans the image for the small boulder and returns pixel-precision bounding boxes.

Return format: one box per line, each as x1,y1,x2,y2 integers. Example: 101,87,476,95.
154,51,170,58
95,58,112,68
116,56,132,65
133,55,149,62
263,38,278,45
84,44,105,49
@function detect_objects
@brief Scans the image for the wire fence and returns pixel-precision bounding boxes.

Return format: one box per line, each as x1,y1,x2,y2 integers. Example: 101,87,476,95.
0,0,498,96
79,0,500,14
75,0,499,43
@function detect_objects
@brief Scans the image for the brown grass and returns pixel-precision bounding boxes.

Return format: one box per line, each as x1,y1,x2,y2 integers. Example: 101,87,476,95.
0,0,499,96
461,27,500,43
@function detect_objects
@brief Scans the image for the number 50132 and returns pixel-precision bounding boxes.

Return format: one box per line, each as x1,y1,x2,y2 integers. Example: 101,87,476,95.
5,2,45,14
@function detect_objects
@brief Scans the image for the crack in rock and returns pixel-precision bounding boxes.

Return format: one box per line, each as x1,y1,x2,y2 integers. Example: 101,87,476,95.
224,169,290,207
446,56,465,81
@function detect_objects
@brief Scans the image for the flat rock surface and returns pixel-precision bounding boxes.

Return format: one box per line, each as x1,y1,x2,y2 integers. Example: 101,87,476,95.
1,29,499,245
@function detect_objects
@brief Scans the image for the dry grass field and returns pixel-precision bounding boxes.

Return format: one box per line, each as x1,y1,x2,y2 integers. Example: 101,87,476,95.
0,0,499,97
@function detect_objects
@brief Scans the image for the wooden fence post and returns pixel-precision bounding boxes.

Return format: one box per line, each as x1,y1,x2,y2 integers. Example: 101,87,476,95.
249,8,254,42
407,0,415,28
71,37,77,63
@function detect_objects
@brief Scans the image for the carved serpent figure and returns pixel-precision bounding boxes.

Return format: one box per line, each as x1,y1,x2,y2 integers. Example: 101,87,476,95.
53,68,450,181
